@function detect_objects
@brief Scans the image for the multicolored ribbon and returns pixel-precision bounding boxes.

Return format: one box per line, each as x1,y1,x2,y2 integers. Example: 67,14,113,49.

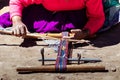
55,32,69,72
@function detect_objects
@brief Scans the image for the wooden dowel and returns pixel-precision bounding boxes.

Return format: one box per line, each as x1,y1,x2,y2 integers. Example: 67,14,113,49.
0,29,59,39
0,30,74,38
46,33,74,38
0,29,86,42
0,29,12,35
17,65,107,72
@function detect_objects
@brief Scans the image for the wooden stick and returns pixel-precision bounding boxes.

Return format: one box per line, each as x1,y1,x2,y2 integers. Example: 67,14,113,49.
0,29,58,39
0,28,87,42
0,29,68,39
0,29,12,35
16,65,107,72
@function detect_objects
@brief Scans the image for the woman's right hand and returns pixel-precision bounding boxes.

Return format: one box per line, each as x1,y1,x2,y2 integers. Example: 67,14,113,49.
12,22,28,37
12,16,29,37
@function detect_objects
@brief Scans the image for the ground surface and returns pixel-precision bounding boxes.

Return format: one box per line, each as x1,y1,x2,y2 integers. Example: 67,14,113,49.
0,24,120,80
0,4,120,80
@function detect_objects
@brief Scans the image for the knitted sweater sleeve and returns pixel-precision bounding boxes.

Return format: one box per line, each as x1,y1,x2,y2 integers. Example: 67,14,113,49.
9,0,42,19
84,0,105,35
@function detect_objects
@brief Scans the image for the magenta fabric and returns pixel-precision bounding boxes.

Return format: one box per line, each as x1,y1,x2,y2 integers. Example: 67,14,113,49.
0,5,87,33
0,12,12,28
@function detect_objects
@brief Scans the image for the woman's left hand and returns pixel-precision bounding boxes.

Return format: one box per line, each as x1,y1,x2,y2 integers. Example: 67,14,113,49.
63,29,89,40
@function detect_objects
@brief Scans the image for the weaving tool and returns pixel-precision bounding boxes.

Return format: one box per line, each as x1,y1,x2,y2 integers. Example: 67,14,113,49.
16,32,107,73
0,27,107,72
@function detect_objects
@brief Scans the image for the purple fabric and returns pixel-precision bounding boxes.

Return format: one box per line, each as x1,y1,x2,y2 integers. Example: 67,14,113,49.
0,12,12,28
0,5,87,33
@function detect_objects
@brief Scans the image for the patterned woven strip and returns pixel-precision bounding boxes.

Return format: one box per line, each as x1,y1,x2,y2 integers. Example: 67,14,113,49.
55,32,69,72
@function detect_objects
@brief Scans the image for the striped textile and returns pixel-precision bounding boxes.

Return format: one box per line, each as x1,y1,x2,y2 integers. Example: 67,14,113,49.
55,32,69,72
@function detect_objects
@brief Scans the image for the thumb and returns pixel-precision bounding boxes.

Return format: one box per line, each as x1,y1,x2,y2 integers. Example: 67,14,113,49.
24,27,30,34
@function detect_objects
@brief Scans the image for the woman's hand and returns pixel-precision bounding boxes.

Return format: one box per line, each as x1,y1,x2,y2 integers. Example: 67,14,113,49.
12,16,29,37
63,29,89,40
12,22,29,37
70,29,89,40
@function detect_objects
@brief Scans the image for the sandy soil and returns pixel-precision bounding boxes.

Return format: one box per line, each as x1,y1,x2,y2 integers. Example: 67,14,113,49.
0,4,120,80
0,24,120,80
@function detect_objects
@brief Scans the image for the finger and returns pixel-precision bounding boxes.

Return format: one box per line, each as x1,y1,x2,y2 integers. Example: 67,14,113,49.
20,26,26,35
23,25,30,34
21,26,29,38
12,28,17,36
16,26,21,36
11,29,14,35
26,30,30,34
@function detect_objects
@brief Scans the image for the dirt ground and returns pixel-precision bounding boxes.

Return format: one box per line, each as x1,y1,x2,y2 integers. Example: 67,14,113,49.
0,23,120,80
0,3,120,79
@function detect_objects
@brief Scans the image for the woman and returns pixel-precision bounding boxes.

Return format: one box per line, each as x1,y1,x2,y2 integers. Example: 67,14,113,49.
1,0,105,40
